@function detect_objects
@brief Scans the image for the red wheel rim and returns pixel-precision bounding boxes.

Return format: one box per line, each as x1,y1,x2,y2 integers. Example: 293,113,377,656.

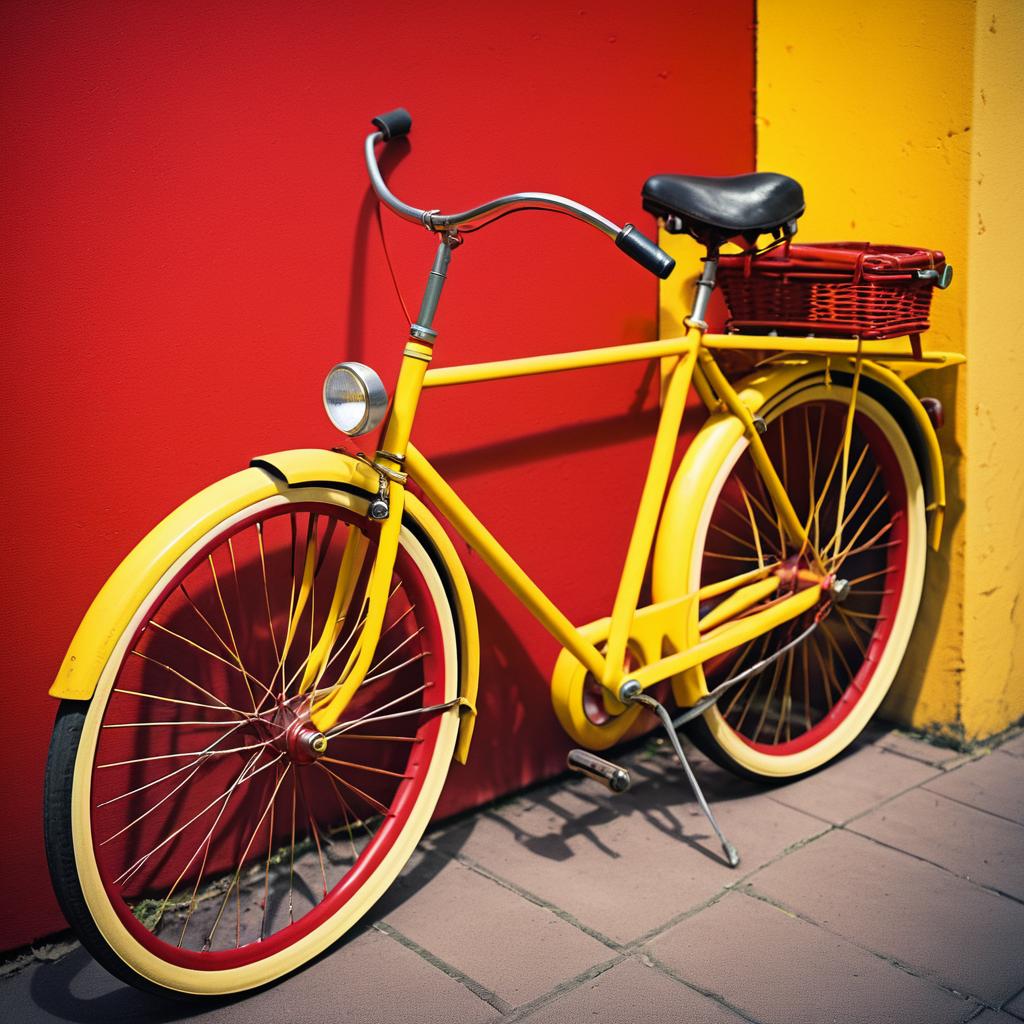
699,399,909,755
88,501,448,969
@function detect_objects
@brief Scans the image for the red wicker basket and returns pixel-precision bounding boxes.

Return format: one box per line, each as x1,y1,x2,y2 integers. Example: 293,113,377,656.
717,242,949,340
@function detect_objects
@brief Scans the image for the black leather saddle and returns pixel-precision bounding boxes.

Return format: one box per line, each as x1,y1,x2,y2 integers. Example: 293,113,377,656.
642,172,805,247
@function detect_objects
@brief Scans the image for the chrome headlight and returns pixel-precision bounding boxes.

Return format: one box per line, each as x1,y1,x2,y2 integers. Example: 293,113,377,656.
322,362,388,436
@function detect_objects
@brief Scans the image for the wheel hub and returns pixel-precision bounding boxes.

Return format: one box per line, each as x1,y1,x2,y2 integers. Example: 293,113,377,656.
250,700,327,764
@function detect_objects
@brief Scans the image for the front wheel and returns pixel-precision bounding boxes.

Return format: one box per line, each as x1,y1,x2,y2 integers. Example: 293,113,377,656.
44,484,460,996
659,381,927,781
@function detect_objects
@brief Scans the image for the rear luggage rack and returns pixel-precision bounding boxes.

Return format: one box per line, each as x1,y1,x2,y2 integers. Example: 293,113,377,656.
717,242,952,348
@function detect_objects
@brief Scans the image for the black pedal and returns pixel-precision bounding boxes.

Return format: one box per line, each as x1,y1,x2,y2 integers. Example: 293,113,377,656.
566,749,631,793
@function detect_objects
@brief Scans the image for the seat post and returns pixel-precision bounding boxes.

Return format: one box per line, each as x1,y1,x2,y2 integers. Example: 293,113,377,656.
685,248,719,330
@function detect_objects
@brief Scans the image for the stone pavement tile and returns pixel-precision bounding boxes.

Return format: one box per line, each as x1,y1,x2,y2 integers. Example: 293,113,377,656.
850,787,1024,900
748,829,1024,1005
429,757,828,945
1005,987,1024,1019
767,742,940,824
924,752,1024,824
874,728,965,767
645,891,975,1024
970,1012,1022,1024
998,732,1024,758
382,854,612,1008
0,924,497,1024
521,956,745,1024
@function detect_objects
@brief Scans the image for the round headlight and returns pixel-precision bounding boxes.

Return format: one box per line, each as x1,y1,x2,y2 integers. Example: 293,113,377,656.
323,362,388,436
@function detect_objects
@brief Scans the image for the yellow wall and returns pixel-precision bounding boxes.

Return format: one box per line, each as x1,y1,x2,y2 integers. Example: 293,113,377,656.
659,0,1024,743
962,0,1024,739
752,0,1023,743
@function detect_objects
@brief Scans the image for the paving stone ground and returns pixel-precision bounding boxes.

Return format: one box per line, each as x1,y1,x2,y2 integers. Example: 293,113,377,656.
3,724,1023,1023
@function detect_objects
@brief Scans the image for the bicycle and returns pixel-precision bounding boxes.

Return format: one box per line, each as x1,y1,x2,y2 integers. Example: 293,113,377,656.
43,107,962,996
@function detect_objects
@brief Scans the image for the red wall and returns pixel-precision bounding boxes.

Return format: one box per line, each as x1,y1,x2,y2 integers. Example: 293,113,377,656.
1,1,754,951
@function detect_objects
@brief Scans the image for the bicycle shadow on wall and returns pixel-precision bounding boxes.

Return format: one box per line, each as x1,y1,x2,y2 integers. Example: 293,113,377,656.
879,365,963,736
344,136,411,366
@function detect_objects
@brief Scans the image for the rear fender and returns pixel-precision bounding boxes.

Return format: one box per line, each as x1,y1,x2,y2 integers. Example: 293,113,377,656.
652,357,950,708
728,357,948,548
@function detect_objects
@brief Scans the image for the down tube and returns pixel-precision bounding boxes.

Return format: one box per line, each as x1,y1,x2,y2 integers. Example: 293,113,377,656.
404,444,606,681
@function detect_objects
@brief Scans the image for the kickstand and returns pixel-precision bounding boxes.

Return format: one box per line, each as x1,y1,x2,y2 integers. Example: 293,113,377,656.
626,690,740,868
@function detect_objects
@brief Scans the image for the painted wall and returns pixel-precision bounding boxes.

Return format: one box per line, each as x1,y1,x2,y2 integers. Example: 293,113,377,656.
962,0,1024,739
753,0,1023,742
1,1,755,950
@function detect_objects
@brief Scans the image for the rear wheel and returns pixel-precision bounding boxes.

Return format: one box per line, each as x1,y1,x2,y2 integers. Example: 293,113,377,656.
44,486,459,995
684,383,926,779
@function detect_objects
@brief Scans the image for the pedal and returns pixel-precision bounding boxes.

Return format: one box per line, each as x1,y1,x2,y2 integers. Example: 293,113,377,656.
567,749,631,793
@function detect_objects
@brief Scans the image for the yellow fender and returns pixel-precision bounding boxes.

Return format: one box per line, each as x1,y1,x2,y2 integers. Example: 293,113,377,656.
50,448,480,765
652,356,948,708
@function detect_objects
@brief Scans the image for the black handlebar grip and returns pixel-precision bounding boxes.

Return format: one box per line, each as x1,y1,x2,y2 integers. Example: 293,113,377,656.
615,224,675,279
371,107,412,141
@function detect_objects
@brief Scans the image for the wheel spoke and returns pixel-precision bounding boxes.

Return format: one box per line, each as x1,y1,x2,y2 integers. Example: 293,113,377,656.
739,479,785,557
717,497,779,551
334,733,422,744
819,461,880,561
314,762,376,858
129,651,247,717
325,684,429,737
321,755,412,781
147,619,254,676
115,749,281,889
315,762,391,817
709,518,765,552
256,521,282,667
831,518,895,569
97,737,273,769
100,758,208,847
204,761,293,950
773,648,797,745
737,484,766,568
113,687,235,715
703,549,762,564
102,718,240,730
295,771,329,902
96,722,248,807
259,763,280,941
845,565,898,586
819,618,859,680
825,488,888,565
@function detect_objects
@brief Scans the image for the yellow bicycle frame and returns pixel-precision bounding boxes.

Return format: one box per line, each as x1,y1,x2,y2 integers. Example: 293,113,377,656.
308,311,963,734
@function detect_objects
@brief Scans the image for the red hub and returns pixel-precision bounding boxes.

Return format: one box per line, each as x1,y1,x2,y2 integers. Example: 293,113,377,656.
249,699,326,764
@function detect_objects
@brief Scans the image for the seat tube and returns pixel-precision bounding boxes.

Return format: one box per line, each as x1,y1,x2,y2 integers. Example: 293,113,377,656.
380,239,453,463
602,323,701,688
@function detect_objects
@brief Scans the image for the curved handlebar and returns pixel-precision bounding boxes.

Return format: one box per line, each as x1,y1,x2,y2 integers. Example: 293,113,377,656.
365,111,676,279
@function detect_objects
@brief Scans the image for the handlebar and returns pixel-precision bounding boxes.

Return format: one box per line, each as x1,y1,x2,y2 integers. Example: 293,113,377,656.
366,108,676,280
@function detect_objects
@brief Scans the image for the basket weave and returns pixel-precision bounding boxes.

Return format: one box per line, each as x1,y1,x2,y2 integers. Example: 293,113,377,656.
717,242,947,340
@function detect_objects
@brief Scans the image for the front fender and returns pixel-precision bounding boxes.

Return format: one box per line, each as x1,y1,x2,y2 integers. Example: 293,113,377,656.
50,448,480,765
